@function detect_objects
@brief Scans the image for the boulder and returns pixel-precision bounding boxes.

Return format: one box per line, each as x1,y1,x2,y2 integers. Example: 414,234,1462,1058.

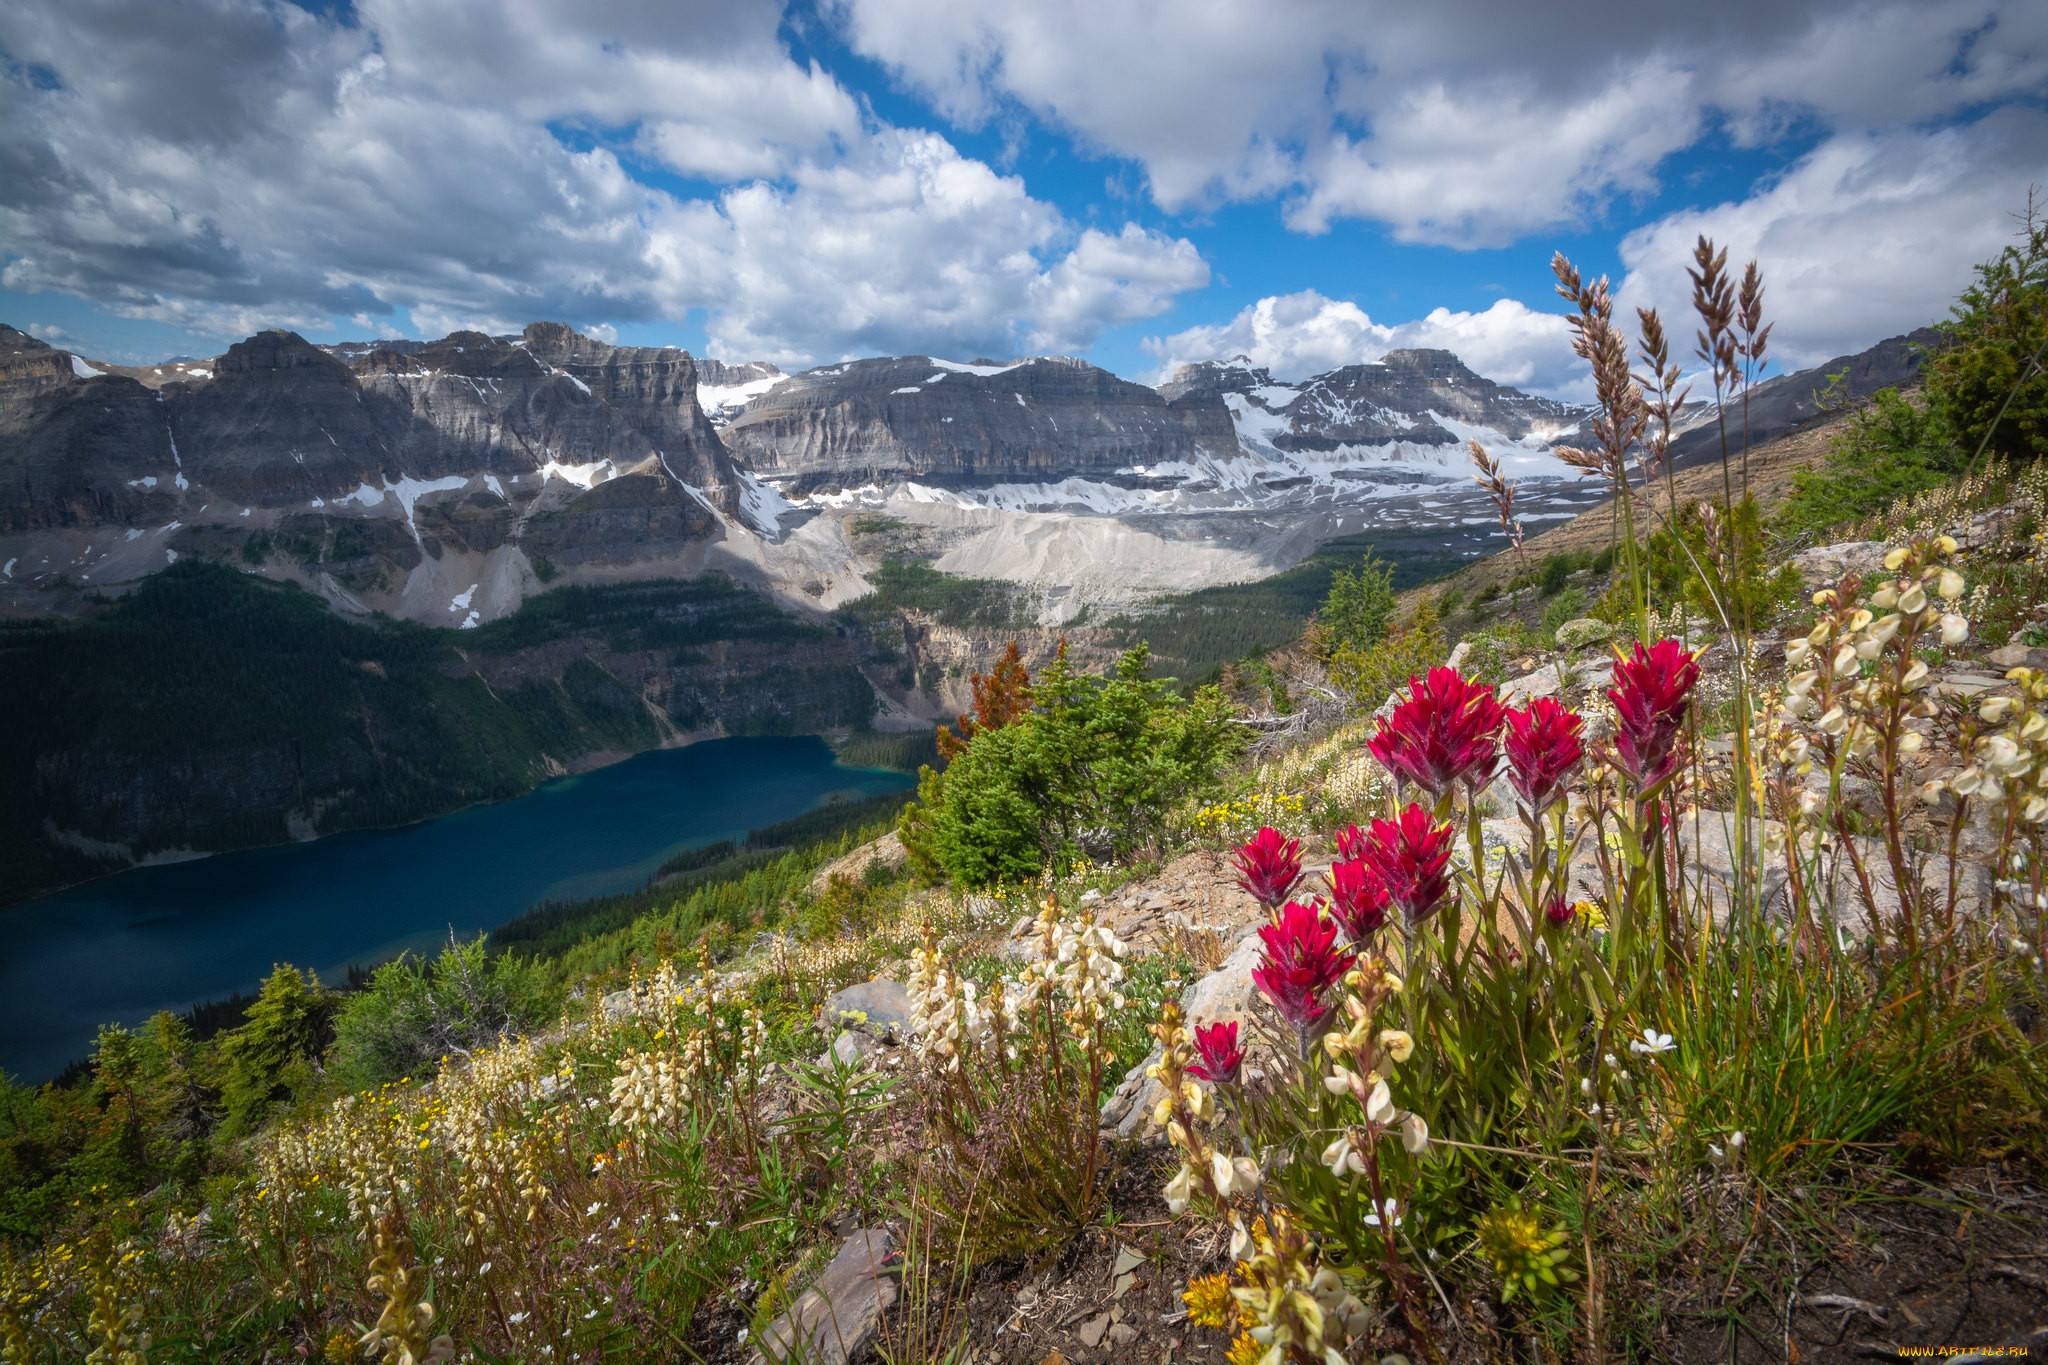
820,978,915,1040
1789,541,1889,587
1988,643,2048,670
1553,618,1613,651
808,832,911,897
1100,931,1265,1140
749,1228,899,1365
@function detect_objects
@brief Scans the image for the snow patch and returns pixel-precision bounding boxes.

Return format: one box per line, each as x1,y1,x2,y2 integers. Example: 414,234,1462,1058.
892,386,922,394
127,476,158,489
482,474,505,499
69,355,103,378
1015,393,1027,407
928,356,1027,377
1,560,12,579
736,470,797,538
124,528,143,541
697,373,788,424
562,373,592,396
164,549,177,564
450,584,477,612
339,474,470,543
537,459,614,489
459,611,480,629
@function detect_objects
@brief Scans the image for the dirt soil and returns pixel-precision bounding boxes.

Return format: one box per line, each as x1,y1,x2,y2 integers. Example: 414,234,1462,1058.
899,1157,2048,1365
1662,1158,2048,1362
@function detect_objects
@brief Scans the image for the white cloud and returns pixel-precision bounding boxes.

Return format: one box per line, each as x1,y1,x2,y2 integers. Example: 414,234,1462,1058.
1615,110,2048,371
1143,291,1583,398
0,0,1206,361
832,0,2048,246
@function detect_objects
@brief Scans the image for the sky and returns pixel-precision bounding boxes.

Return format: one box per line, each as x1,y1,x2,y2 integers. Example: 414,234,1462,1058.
1,0,2043,400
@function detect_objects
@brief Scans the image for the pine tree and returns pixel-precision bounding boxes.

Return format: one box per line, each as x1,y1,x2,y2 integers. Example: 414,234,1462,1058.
936,638,1033,760
216,966,331,1136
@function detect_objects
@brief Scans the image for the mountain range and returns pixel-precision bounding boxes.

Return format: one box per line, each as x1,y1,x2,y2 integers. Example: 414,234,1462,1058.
1,319,1930,631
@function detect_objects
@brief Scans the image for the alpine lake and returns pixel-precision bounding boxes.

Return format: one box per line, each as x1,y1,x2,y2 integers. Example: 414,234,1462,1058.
0,736,914,1083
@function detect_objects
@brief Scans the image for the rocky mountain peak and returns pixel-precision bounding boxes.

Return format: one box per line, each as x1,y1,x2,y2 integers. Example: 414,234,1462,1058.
696,357,783,388
1,324,53,355
215,329,352,378
717,352,1237,494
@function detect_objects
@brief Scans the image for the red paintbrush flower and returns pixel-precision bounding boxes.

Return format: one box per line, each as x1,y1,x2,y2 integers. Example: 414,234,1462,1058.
1359,804,1456,924
1543,896,1575,928
1368,667,1508,795
1324,858,1392,942
1252,900,1355,1031
1334,823,1369,862
1186,1021,1246,1085
1608,639,1701,790
1503,697,1586,812
1233,826,1304,910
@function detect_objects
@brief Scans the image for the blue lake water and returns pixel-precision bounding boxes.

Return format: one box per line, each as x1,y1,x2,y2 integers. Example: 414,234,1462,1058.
0,737,914,1083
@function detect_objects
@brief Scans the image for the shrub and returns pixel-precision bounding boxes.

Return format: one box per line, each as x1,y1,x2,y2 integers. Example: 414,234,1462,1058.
1646,492,1802,630
327,936,558,1092
1776,388,1964,539
1327,602,1446,709
1538,587,1588,643
903,644,1238,886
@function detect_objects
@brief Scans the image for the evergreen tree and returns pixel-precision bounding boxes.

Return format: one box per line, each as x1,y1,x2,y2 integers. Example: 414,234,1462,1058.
1925,198,2048,462
216,966,332,1136
1316,552,1398,657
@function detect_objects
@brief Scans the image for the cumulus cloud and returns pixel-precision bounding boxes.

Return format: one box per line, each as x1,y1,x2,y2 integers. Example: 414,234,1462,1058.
1143,291,1583,398
832,0,2047,246
0,0,1206,361
1614,111,2048,371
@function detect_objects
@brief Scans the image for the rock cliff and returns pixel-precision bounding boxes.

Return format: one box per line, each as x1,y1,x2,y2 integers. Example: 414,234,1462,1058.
0,322,755,624
1161,348,1583,452
718,355,1238,492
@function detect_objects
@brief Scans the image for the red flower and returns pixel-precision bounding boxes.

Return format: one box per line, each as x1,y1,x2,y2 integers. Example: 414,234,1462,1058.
1503,698,1586,812
1233,826,1304,910
1543,896,1575,928
1252,900,1356,1031
1324,858,1392,942
1360,804,1456,924
1334,823,1369,862
1186,1021,1245,1085
1368,667,1508,795
1608,639,1701,789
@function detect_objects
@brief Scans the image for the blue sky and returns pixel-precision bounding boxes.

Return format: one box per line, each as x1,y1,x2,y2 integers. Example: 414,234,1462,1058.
2,0,2042,397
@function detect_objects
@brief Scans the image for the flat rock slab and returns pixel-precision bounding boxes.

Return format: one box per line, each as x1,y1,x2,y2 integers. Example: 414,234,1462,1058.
821,978,914,1039
750,1227,899,1365
808,831,911,897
